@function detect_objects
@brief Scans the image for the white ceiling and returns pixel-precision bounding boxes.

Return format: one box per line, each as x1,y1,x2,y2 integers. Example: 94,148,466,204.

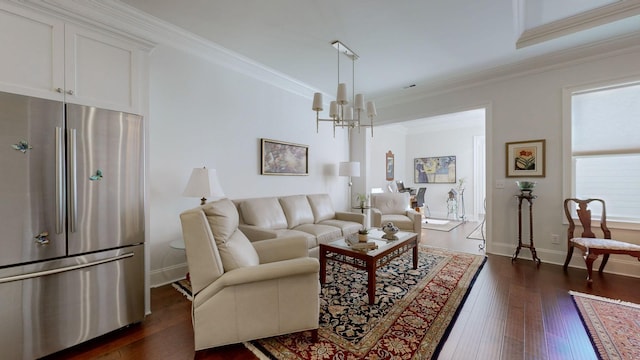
119,0,640,102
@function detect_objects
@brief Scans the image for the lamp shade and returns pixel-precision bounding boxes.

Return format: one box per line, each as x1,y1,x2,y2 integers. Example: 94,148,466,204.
339,161,360,177
312,93,323,111
183,167,225,204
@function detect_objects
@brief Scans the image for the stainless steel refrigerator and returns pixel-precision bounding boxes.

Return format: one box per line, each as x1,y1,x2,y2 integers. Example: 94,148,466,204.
0,91,145,359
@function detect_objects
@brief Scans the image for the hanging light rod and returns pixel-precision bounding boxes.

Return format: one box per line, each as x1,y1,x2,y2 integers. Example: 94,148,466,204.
312,40,376,137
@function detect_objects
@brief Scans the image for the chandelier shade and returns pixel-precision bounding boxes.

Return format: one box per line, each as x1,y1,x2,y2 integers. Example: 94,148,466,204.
312,40,376,137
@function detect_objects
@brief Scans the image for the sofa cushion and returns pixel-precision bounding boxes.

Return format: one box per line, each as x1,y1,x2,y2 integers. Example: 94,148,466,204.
204,199,259,271
307,194,336,223
373,193,410,214
279,195,314,228
319,219,362,237
240,197,288,230
293,224,342,246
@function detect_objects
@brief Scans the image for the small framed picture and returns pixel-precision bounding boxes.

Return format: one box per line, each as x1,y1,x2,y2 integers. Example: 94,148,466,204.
386,151,394,180
506,139,545,177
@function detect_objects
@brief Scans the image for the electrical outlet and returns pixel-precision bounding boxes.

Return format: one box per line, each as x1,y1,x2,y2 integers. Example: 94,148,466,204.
495,180,505,189
551,234,560,244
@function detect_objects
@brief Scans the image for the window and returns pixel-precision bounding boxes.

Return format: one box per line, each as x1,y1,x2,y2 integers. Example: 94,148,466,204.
566,80,640,224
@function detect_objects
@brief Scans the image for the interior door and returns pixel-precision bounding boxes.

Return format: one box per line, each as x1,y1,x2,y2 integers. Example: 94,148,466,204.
65,103,144,255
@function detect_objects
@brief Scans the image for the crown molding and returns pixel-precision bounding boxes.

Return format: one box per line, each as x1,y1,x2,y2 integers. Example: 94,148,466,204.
10,0,320,100
374,30,640,115
517,0,640,49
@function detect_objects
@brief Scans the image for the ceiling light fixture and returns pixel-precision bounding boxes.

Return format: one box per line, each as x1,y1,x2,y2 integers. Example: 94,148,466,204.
312,40,376,137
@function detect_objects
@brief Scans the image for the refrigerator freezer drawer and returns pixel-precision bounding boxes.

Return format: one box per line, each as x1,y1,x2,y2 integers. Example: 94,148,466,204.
0,244,145,359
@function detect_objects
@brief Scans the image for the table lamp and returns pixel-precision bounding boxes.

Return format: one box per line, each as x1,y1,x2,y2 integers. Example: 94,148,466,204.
183,167,225,205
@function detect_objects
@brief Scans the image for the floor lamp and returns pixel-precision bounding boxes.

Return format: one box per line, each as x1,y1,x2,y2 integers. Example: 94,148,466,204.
339,161,360,206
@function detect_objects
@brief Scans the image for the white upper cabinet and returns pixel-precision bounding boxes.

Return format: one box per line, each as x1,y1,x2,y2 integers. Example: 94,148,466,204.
0,3,142,114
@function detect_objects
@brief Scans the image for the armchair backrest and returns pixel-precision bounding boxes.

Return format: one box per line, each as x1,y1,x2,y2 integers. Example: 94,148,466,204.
180,199,260,295
416,187,426,207
372,192,410,215
563,198,612,242
180,205,225,295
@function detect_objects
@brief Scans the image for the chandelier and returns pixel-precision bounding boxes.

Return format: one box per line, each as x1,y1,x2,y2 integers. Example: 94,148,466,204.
312,40,377,137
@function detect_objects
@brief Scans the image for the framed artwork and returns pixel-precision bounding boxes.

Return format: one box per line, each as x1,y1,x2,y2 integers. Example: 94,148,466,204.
414,156,456,183
260,138,309,176
386,151,394,180
506,139,546,177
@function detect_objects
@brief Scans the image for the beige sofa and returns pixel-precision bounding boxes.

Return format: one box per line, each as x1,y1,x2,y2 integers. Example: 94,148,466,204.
233,193,365,257
371,192,422,241
180,199,319,350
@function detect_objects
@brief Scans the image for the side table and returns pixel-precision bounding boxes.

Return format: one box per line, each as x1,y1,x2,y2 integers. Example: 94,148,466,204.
512,192,541,267
170,239,190,281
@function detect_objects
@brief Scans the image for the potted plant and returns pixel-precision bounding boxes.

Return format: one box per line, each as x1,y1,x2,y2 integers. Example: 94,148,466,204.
358,228,370,242
355,193,369,208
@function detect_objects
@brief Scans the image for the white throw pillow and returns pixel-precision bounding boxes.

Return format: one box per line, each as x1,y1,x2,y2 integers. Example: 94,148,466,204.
204,198,259,271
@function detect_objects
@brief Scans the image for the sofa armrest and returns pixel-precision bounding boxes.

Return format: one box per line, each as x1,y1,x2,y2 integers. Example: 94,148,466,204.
335,211,366,226
239,224,277,242
405,208,423,237
252,236,309,263
194,257,319,305
371,208,382,228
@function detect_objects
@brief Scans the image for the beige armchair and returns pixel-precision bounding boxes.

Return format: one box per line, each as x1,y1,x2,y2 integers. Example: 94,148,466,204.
371,192,422,241
179,198,319,351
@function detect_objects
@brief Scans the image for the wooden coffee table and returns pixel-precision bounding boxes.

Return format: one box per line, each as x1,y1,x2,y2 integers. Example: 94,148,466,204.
319,229,419,305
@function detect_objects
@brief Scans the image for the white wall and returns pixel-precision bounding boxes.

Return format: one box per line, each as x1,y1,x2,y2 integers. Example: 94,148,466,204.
147,44,350,286
373,46,640,277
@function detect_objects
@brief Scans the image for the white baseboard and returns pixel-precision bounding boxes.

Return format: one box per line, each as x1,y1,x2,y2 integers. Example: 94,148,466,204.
150,262,189,288
490,241,640,279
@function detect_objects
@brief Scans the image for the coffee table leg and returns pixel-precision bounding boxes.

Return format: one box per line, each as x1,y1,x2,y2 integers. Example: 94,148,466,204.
367,260,376,305
413,242,418,269
320,247,327,284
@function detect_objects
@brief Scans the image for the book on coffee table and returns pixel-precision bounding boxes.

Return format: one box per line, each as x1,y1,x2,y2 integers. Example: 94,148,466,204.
345,237,378,250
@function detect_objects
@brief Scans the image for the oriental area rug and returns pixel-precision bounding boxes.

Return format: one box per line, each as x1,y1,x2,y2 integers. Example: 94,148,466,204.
571,291,640,360
250,246,486,360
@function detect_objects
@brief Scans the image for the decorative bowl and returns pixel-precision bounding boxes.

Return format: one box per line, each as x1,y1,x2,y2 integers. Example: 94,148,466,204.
381,222,399,240
516,181,536,191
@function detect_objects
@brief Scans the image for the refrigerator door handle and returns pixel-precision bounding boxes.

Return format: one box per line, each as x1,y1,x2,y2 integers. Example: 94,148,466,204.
0,252,134,284
55,127,64,234
68,128,77,233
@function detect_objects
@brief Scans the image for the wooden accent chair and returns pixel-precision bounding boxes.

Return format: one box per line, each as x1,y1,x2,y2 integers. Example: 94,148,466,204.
563,198,640,285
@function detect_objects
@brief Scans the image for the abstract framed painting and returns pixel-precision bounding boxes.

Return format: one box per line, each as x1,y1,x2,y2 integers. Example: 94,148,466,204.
506,139,546,177
414,156,456,183
261,138,309,175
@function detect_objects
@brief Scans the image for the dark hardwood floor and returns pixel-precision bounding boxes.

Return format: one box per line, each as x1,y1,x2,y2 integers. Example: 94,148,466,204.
43,220,640,360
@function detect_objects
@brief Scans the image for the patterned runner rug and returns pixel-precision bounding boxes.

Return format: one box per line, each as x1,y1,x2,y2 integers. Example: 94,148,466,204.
251,246,486,359
571,291,640,360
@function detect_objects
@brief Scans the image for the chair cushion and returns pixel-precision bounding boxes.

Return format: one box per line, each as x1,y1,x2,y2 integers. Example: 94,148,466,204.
373,193,409,215
571,237,640,251
381,214,414,231
204,199,259,271
240,197,288,230
307,194,336,222
279,195,314,228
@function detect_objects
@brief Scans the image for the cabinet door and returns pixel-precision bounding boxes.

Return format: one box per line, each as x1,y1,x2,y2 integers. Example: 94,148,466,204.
0,3,64,101
65,24,140,113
